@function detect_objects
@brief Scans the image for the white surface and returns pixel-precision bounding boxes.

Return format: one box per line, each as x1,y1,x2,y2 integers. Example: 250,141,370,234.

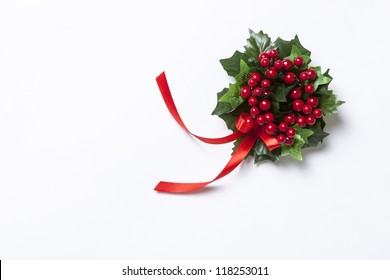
0,0,389,259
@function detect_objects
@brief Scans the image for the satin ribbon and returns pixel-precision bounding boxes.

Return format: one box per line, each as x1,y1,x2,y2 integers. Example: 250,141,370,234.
155,72,279,193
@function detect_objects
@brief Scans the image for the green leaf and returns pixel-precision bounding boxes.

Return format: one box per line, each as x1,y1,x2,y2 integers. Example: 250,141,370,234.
281,134,305,160
220,51,250,77
232,136,254,159
292,124,314,144
244,29,274,63
218,83,244,111
235,60,256,86
273,83,295,102
211,88,232,116
219,101,250,130
254,140,280,163
319,90,344,115
274,35,311,59
303,119,329,148
284,45,311,68
312,66,332,91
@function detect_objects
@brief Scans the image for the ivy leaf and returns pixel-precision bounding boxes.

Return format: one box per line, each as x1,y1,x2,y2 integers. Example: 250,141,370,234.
281,134,305,160
218,83,244,111
220,51,250,77
293,124,314,144
244,29,274,63
284,45,311,68
303,119,329,148
235,59,255,86
312,66,332,91
274,35,311,59
254,140,280,163
319,90,345,115
211,88,232,116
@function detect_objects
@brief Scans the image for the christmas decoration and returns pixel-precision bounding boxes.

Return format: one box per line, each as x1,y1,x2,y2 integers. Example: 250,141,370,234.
155,29,344,193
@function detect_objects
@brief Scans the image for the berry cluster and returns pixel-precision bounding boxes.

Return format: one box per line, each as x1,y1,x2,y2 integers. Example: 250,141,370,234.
239,49,323,146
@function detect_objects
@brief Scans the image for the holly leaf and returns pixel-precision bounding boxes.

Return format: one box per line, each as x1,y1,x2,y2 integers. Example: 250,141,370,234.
219,101,250,130
319,90,345,115
274,35,311,59
281,134,305,160
303,119,329,148
284,45,311,68
292,124,314,144
312,66,332,91
212,88,232,116
273,83,295,102
235,59,256,86
244,29,274,63
254,140,280,163
218,83,244,111
220,51,250,77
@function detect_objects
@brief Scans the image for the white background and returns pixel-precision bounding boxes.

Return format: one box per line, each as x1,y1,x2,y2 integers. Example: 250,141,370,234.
0,0,389,259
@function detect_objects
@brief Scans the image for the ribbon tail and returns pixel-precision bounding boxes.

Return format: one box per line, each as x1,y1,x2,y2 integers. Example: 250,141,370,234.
156,72,243,144
154,131,258,193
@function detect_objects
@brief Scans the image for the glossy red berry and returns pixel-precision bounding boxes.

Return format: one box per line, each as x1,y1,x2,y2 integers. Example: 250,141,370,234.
277,134,286,144
265,123,277,135
306,115,316,125
292,99,304,112
259,99,271,111
268,49,278,58
313,108,323,118
294,56,304,67
240,86,251,98
290,88,302,99
263,112,274,123
299,71,309,81
284,113,296,125
285,137,294,146
284,72,296,84
253,87,262,96
260,58,270,67
273,60,283,70
258,52,269,60
266,67,278,79
296,116,307,127
282,59,293,71
286,127,296,138
250,106,260,117
256,115,265,125
302,104,313,115
248,78,258,87
250,72,262,82
261,79,271,88
278,122,288,132
241,116,255,133
248,96,258,106
306,96,319,108
307,69,317,81
263,90,272,96
305,84,315,94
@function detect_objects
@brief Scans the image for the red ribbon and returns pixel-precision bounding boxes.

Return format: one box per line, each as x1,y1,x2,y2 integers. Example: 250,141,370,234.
155,72,279,193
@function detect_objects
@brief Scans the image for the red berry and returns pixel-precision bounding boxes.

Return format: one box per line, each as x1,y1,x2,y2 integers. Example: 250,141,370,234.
248,96,258,106
263,90,272,96
260,58,270,67
302,104,313,115
240,86,251,98
266,67,278,79
258,52,269,60
261,79,271,88
307,69,317,81
290,88,302,99
273,60,283,70
285,137,294,146
248,78,258,87
253,87,262,96
284,72,296,84
313,108,323,118
296,116,307,127
294,56,304,67
259,99,271,111
306,96,319,108
250,106,260,117
268,49,278,58
306,115,316,125
305,84,315,94
265,123,277,135
277,134,286,144
278,122,288,132
241,116,255,133
263,112,274,123
284,113,296,125
250,72,262,82
286,127,296,138
282,59,293,71
299,71,309,81
292,99,304,112
256,115,265,125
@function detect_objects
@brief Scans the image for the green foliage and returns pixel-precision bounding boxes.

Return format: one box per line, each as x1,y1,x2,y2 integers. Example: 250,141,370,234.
319,90,345,115
284,45,311,68
281,134,305,160
220,51,250,77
